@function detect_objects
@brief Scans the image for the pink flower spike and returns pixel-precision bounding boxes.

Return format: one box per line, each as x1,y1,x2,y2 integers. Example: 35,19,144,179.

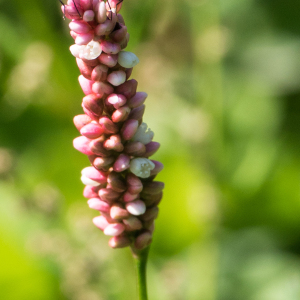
126,200,146,216
113,154,130,172
83,10,95,22
81,166,108,183
73,136,94,155
104,223,125,236
107,70,126,86
107,94,127,109
69,20,91,34
127,92,148,108
109,235,132,248
88,198,111,213
93,215,110,231
78,75,94,95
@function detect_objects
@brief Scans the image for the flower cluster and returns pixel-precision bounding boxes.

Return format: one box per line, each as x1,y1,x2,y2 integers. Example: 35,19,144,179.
62,0,164,249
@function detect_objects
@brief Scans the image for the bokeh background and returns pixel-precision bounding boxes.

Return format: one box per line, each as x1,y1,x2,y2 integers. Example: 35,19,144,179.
1,0,300,299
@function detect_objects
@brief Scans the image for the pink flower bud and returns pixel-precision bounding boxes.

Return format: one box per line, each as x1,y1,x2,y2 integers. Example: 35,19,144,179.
128,104,145,121
91,64,108,81
110,204,130,220
63,4,83,20
107,70,126,86
92,81,114,95
81,174,101,186
123,216,143,231
107,0,123,12
83,10,95,22
126,200,146,216
95,16,117,36
104,223,125,236
73,136,94,155
98,53,118,67
73,114,92,131
80,0,93,10
124,141,146,156
89,136,111,157
82,94,103,119
81,166,108,183
115,79,138,99
150,160,164,176
120,119,139,140
111,106,131,123
126,173,143,194
99,188,122,202
110,25,127,43
123,191,139,202
78,75,94,95
140,206,159,222
75,32,94,45
97,1,107,23
109,235,132,248
88,198,111,213
101,41,121,55
125,68,133,80
83,185,101,198
113,154,130,172
127,92,148,108
99,116,119,134
103,134,124,152
134,231,152,249
69,20,91,34
76,58,93,80
144,141,160,157
107,94,127,109
142,181,165,195
93,215,110,231
141,192,163,207
107,172,127,192
80,122,104,139
93,156,115,170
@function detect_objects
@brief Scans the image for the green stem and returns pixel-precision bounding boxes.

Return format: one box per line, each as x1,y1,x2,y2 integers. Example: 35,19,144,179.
131,246,150,300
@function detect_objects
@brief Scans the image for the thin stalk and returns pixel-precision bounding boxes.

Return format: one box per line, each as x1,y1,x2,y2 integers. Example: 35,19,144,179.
131,246,150,300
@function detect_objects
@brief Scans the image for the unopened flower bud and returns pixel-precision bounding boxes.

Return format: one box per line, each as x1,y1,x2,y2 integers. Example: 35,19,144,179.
81,166,108,183
75,32,94,45
69,20,91,34
88,198,111,213
80,122,103,139
93,215,110,231
118,51,139,68
112,105,131,122
107,94,127,109
109,235,131,248
115,79,138,99
104,223,125,236
123,216,143,231
144,141,160,157
110,204,130,220
113,154,130,172
127,92,148,108
107,70,126,86
73,136,94,155
134,231,152,249
124,141,146,156
83,10,95,22
73,114,92,131
103,134,124,152
81,175,101,186
99,188,122,202
98,53,118,67
126,200,146,216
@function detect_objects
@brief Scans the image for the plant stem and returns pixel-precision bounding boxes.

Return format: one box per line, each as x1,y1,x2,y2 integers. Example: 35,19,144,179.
131,246,150,300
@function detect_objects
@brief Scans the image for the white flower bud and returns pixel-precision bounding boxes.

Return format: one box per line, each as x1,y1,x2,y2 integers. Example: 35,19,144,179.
126,200,146,216
130,158,155,178
118,51,139,68
132,122,154,144
80,175,101,186
70,44,84,58
107,70,126,86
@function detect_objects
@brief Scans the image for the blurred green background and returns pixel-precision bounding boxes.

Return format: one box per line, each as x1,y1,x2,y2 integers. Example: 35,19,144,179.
1,0,300,299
